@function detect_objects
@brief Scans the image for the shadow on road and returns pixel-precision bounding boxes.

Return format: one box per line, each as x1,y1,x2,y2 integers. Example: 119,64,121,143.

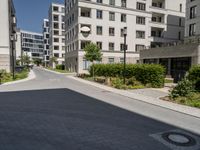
0,88,199,150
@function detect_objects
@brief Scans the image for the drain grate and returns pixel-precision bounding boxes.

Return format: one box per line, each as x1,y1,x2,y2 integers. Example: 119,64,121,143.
150,129,200,150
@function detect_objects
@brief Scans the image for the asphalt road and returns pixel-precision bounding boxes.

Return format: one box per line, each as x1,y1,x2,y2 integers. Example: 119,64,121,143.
0,67,199,150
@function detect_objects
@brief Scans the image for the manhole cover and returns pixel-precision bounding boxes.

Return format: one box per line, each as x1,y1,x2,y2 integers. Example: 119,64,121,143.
150,129,200,150
162,132,196,147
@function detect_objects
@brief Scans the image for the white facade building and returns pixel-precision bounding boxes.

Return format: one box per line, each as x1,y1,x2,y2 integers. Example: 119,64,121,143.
0,0,17,72
21,30,44,61
65,0,186,73
43,19,50,67
185,0,200,39
49,3,66,66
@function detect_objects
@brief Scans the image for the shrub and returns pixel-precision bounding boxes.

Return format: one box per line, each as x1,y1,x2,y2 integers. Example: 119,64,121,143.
188,65,200,91
56,64,65,70
170,78,194,98
90,64,165,88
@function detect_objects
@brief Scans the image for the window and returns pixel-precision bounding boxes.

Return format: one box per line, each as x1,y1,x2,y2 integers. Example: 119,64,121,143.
108,58,114,64
109,27,115,36
96,42,102,49
120,43,127,51
135,44,145,52
96,10,103,19
53,6,59,12
136,16,145,25
54,53,59,58
121,14,126,22
120,58,124,63
109,0,115,6
190,6,197,19
97,0,103,3
53,15,59,21
54,46,59,50
54,38,59,42
179,18,182,26
189,23,196,36
136,31,145,39
180,4,182,12
137,2,146,11
109,43,114,51
121,0,126,8
109,12,115,21
96,26,103,35
83,59,91,70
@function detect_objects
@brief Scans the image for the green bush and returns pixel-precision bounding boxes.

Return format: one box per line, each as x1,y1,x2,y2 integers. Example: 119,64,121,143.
90,64,165,88
56,64,65,70
170,78,194,98
188,65,200,91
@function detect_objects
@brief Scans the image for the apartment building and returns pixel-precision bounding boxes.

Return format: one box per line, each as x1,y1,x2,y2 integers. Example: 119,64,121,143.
49,3,66,66
43,19,50,67
65,0,186,73
0,0,17,72
21,30,44,61
140,0,200,82
185,0,200,42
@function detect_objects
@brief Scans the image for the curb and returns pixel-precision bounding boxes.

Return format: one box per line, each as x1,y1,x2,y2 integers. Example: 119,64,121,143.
1,70,36,86
42,67,76,75
68,76,200,119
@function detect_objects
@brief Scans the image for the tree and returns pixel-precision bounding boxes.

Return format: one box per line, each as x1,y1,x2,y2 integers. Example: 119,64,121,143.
50,57,57,68
20,54,31,65
33,58,42,66
84,42,102,79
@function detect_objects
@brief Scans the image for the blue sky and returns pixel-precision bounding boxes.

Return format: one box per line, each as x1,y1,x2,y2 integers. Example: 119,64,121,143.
13,0,64,33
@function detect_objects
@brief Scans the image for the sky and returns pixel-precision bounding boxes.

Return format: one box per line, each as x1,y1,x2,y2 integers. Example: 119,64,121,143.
13,0,64,33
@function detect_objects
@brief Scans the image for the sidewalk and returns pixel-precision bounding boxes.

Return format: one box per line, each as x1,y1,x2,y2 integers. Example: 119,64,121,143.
68,76,200,119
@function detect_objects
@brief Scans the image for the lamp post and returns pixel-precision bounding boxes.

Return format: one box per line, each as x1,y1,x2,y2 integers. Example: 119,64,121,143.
123,27,127,85
10,35,15,80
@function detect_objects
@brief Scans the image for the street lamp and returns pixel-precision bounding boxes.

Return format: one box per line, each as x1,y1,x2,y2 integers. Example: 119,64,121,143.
10,35,15,80
123,27,127,85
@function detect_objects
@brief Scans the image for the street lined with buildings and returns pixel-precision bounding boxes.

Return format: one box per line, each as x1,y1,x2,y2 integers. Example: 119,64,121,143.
0,67,200,149
1,0,200,149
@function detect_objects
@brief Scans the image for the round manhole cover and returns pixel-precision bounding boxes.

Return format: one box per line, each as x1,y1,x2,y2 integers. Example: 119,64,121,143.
162,132,196,147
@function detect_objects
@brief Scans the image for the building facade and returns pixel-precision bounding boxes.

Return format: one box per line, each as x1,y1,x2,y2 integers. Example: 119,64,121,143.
43,19,50,67
185,0,200,43
21,30,44,61
64,0,186,73
49,3,66,66
140,0,200,82
0,0,17,72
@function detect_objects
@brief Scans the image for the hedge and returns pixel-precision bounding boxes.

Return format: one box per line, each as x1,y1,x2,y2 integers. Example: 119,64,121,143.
188,65,200,91
56,64,65,70
90,64,165,88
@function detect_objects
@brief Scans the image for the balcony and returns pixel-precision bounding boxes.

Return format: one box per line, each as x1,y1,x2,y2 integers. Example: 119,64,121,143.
151,0,165,9
80,7,91,18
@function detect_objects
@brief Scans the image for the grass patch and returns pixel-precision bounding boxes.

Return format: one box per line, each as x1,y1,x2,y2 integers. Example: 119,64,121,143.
1,69,29,84
165,78,174,83
46,67,71,73
162,92,200,109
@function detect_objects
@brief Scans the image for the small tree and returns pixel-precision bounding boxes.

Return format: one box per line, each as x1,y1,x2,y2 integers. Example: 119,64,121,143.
20,54,31,65
50,57,57,68
84,42,102,79
33,58,42,66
